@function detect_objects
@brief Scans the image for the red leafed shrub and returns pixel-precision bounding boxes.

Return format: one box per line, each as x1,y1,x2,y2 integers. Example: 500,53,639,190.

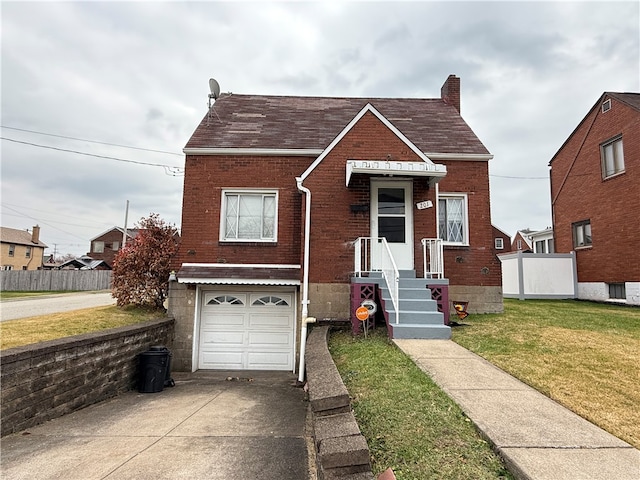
112,214,179,309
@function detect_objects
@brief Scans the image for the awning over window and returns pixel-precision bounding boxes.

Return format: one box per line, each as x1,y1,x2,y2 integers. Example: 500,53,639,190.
176,263,301,286
346,160,447,186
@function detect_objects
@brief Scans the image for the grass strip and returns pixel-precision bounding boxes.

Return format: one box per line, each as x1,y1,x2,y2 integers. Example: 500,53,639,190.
0,291,81,300
0,305,164,350
452,299,640,449
329,329,513,480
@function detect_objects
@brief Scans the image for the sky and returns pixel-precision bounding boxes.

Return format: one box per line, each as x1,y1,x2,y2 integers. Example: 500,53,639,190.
1,1,638,258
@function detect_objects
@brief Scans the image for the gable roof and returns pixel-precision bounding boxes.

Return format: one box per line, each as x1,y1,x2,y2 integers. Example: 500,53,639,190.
549,91,640,165
0,227,48,248
184,93,491,157
90,227,140,242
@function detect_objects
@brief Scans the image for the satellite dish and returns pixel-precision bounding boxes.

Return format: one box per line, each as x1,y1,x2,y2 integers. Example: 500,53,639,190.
209,78,220,99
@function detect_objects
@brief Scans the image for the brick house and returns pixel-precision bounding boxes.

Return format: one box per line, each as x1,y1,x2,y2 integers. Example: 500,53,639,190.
88,227,139,268
0,225,47,270
168,75,502,372
549,92,640,305
492,225,512,254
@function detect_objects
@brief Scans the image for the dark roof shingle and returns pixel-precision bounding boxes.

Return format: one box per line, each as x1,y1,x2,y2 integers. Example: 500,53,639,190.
185,94,490,155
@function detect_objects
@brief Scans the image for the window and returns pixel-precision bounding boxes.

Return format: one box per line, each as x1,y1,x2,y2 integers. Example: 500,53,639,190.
608,283,625,300
207,295,244,306
112,241,120,251
221,191,277,242
252,296,289,306
25,246,31,258
534,240,546,253
93,241,105,253
572,220,592,248
601,136,624,179
2,265,13,271
438,194,468,244
494,238,504,249
8,244,15,257
517,239,522,250
601,99,611,113
378,188,406,243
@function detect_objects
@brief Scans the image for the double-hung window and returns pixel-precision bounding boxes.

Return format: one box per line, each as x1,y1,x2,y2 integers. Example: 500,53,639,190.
438,194,468,245
221,190,277,242
572,220,592,248
601,136,624,179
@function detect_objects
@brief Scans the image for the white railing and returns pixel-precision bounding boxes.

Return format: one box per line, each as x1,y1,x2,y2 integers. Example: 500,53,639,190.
421,238,444,279
354,237,399,324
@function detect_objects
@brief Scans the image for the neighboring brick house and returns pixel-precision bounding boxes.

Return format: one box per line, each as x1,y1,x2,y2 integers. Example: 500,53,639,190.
88,227,139,268
0,226,47,270
169,75,502,372
511,229,534,252
492,225,512,254
549,92,640,305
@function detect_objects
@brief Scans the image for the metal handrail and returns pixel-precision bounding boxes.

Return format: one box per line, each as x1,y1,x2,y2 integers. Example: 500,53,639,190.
421,238,444,279
354,237,399,324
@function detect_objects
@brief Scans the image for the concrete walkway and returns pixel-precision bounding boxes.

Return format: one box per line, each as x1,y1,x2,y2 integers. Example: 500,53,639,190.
394,339,640,480
0,371,314,480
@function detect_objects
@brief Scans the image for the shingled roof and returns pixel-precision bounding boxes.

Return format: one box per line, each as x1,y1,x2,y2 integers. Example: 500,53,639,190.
0,227,48,248
185,94,490,156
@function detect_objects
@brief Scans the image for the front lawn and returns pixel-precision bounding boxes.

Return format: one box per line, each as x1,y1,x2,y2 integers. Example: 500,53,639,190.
329,330,513,480
0,305,164,350
452,299,640,449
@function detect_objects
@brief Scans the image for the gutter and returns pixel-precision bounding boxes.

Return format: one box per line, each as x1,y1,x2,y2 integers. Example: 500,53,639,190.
295,177,315,384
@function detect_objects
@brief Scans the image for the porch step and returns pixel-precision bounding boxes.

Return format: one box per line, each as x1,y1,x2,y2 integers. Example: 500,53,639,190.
390,323,452,339
357,272,451,340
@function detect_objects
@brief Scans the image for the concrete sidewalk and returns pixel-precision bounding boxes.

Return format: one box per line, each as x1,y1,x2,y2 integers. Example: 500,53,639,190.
0,371,314,480
394,339,640,480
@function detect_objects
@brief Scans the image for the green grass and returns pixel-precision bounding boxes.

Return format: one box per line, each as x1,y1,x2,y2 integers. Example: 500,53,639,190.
0,305,165,350
452,299,640,449
0,291,80,300
329,329,513,480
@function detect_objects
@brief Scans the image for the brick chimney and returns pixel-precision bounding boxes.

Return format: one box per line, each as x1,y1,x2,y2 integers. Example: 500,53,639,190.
31,225,40,244
441,74,461,113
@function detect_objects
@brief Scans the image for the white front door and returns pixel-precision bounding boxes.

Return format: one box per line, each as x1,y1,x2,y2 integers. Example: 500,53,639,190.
371,180,414,270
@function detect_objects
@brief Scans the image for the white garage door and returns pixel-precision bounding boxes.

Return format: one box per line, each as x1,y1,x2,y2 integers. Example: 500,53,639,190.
198,290,295,370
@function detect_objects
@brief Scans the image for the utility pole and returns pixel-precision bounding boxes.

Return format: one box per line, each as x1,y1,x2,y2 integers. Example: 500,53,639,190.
122,200,129,247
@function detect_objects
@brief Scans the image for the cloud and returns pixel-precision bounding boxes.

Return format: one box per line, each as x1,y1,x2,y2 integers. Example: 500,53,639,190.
1,1,638,256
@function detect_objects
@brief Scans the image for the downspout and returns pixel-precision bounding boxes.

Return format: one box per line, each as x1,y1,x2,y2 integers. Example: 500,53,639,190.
296,177,315,384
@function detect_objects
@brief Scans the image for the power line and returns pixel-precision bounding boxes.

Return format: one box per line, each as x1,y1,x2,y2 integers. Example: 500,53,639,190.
1,137,184,175
490,174,548,180
2,205,91,241
1,125,182,156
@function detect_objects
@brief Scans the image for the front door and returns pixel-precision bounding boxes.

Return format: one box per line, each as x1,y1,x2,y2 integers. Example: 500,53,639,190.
371,180,413,270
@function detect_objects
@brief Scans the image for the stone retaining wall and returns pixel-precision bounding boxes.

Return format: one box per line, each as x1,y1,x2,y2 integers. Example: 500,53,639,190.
305,325,375,480
0,318,174,437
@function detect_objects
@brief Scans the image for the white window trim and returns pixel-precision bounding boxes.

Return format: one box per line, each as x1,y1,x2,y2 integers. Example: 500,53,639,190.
436,192,469,246
495,238,504,249
93,241,105,253
219,189,279,243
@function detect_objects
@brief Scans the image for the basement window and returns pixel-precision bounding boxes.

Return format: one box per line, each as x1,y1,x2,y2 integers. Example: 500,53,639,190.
608,283,625,300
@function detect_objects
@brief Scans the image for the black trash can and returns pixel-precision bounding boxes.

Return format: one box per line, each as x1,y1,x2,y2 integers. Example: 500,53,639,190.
148,345,175,388
138,346,172,393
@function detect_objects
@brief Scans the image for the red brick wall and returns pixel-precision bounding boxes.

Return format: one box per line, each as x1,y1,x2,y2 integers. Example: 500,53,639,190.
89,229,125,267
176,112,500,289
550,97,640,283
174,155,311,268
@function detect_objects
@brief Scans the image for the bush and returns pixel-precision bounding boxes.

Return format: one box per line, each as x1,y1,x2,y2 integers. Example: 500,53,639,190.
112,213,179,309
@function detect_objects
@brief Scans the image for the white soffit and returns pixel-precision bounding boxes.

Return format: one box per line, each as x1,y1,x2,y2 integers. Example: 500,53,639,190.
178,278,300,286
346,160,447,186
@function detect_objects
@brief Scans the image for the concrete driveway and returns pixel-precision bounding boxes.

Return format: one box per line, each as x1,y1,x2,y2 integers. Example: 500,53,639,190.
0,291,115,322
1,371,314,480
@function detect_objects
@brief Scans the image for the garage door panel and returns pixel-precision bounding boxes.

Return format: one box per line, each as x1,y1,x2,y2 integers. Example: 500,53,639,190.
248,331,292,348
202,313,245,328
201,330,245,346
247,351,293,370
249,313,293,328
200,350,244,369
